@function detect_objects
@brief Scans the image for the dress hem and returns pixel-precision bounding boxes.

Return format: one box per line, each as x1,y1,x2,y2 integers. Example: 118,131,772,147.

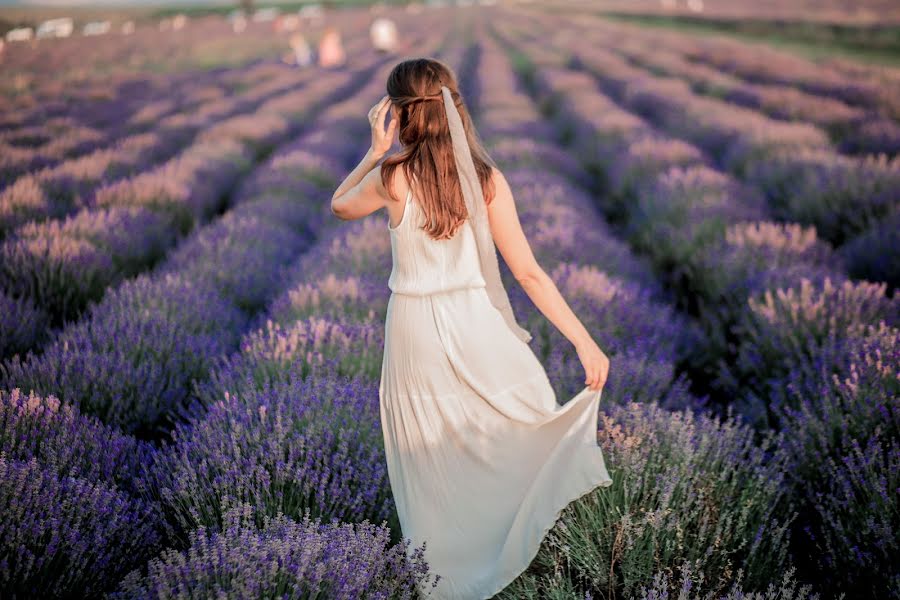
477,452,614,599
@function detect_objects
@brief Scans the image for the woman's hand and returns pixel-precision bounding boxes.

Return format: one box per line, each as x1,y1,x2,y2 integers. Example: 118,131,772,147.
576,337,609,392
368,95,397,160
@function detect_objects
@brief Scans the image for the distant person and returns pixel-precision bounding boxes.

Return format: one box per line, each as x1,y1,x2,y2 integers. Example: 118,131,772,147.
289,32,313,68
317,26,345,68
231,15,247,33
369,17,397,53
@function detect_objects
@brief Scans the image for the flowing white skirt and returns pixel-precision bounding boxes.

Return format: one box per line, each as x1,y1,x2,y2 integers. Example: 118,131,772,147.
379,285,613,599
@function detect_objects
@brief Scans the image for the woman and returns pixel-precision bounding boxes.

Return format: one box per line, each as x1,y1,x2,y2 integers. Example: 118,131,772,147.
330,58,613,599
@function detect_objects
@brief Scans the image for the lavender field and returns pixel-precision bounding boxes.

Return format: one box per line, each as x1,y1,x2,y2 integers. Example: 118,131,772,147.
0,2,897,599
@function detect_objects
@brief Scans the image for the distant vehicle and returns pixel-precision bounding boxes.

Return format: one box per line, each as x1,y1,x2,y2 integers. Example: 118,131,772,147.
252,8,281,23
5,27,34,42
228,11,248,33
36,18,73,39
83,21,111,36
298,4,324,20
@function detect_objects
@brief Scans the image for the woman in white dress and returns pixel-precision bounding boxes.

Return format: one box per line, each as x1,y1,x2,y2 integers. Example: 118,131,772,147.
330,58,613,599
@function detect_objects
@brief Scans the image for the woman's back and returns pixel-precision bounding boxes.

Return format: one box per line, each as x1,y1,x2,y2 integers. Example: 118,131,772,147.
387,183,487,296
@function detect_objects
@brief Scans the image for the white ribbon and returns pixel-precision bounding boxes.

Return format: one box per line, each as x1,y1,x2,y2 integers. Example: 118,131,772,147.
440,85,533,344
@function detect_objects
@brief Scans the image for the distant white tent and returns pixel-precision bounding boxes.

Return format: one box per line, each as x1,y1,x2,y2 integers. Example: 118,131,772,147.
36,18,73,39
298,4,324,23
6,27,34,43
83,21,111,36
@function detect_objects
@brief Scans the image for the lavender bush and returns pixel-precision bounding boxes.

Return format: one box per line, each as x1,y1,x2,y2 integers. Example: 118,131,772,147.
149,374,394,543
111,501,439,600
0,205,175,324
497,401,794,599
0,388,154,494
0,454,163,598
719,276,899,426
0,273,247,435
775,322,899,599
745,149,900,246
632,565,818,600
0,227,114,324
838,211,900,292
196,316,384,408
0,290,48,360
158,211,312,313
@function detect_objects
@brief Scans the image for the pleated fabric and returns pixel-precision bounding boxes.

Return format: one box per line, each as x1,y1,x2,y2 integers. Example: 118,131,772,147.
380,187,613,599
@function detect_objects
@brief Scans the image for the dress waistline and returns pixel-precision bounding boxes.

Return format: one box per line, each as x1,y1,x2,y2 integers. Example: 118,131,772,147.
389,282,488,298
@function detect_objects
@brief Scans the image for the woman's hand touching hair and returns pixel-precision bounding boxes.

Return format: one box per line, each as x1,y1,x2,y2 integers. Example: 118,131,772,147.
368,95,398,160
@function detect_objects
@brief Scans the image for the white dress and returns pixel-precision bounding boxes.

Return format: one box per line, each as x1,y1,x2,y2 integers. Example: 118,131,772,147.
379,185,614,599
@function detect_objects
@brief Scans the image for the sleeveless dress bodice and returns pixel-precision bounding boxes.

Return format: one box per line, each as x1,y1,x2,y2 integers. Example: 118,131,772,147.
387,186,488,296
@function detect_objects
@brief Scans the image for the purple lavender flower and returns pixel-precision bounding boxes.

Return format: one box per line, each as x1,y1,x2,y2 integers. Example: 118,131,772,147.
0,454,163,598
111,501,438,600
150,374,395,541
720,276,899,426
158,211,312,313
1,273,247,435
0,290,48,360
0,387,155,493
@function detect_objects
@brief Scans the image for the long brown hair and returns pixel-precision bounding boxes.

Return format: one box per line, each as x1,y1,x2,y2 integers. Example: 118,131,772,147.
380,58,496,240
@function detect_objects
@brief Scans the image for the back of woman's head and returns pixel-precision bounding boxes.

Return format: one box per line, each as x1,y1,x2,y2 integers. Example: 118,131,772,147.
380,57,496,240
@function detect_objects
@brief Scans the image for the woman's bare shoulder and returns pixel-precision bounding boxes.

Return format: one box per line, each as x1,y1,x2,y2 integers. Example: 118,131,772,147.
489,165,511,197
384,163,411,204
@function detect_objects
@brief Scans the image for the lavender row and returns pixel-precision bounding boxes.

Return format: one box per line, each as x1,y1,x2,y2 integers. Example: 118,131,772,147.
0,64,379,353
561,11,900,122
0,58,391,435
498,23,896,419
550,14,900,156
0,11,420,235
572,35,898,256
501,15,900,285
0,7,384,116
0,60,328,237
498,23,899,599
0,11,370,133
0,59,297,187
601,30,900,156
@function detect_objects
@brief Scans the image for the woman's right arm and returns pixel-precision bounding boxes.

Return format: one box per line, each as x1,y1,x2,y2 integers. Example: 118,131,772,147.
486,167,610,392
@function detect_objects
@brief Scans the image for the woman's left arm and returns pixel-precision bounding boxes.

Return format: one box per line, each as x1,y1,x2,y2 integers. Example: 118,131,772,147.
331,95,398,221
